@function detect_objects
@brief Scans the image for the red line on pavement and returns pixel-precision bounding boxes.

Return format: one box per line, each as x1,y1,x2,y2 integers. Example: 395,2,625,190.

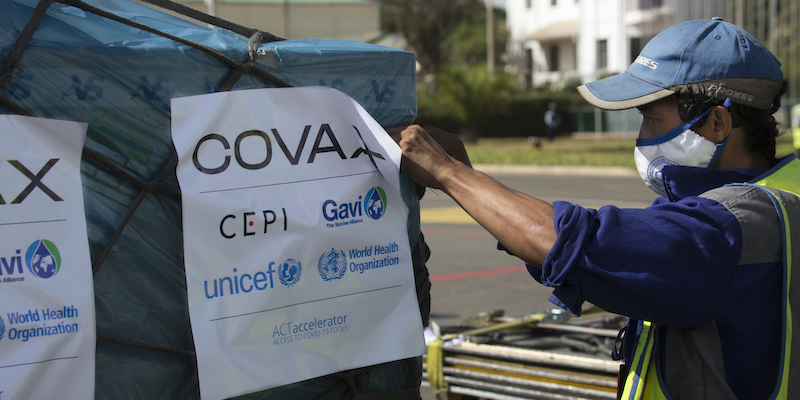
422,229,494,238
430,265,528,282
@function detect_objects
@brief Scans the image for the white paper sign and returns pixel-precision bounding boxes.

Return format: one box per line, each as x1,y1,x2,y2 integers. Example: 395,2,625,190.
172,87,425,400
0,115,96,400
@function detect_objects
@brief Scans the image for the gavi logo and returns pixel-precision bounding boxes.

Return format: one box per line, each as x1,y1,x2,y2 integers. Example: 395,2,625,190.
0,249,23,280
363,187,387,220
323,186,387,222
26,240,61,279
1,240,61,282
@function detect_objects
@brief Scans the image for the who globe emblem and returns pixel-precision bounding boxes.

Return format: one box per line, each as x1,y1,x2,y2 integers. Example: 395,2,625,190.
0,315,5,341
317,248,347,281
25,239,61,279
364,186,387,220
278,258,302,287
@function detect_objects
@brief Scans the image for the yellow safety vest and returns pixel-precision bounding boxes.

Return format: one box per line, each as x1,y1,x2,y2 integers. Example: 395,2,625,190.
792,104,800,150
620,157,800,400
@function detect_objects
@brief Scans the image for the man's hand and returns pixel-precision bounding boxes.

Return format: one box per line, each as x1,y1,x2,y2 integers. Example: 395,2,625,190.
385,125,471,189
385,125,469,189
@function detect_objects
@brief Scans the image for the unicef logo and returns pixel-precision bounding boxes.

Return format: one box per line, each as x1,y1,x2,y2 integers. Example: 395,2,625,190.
0,315,4,341
25,239,61,279
278,258,302,287
364,187,387,220
318,248,347,281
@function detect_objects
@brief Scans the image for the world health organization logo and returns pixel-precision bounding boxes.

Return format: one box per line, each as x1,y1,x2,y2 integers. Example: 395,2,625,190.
278,258,302,287
0,315,4,341
25,239,61,279
317,248,347,281
364,186,387,220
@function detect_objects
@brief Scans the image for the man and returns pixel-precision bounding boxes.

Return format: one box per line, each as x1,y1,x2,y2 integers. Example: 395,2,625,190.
396,18,797,398
544,102,561,141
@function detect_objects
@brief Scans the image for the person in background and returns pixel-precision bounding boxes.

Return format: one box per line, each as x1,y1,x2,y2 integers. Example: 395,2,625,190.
394,18,797,398
544,102,561,141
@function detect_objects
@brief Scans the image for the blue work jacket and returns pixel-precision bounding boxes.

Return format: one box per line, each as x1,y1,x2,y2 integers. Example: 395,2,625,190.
529,156,795,399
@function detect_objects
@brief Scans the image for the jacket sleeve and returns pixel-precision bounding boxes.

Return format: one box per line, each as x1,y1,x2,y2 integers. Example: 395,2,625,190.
534,197,742,328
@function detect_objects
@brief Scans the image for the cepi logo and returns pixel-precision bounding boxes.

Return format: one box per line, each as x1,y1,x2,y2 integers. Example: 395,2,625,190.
364,186,387,220
318,248,347,281
25,240,61,279
278,259,302,287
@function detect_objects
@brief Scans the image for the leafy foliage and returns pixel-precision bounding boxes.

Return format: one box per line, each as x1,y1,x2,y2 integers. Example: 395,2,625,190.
440,3,509,67
380,0,473,74
382,0,587,141
772,1,800,99
430,66,515,140
381,0,508,73
417,78,588,140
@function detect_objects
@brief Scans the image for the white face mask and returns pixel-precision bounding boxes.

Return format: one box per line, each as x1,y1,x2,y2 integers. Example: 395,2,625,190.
634,103,729,197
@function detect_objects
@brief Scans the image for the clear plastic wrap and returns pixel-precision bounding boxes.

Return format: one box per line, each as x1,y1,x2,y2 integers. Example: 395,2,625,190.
0,0,423,397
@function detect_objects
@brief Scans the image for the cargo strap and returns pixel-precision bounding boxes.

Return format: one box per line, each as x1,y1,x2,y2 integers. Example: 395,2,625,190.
0,2,432,398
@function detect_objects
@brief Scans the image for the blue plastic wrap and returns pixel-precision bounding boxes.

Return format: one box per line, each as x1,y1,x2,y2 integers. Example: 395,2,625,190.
0,0,423,398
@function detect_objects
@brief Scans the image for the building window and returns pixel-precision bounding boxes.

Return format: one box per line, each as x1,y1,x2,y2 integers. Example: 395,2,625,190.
551,0,557,6
525,48,533,70
596,40,607,70
526,0,531,8
549,45,559,71
638,0,662,9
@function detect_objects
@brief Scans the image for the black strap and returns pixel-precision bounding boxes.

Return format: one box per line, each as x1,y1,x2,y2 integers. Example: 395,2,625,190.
0,2,431,397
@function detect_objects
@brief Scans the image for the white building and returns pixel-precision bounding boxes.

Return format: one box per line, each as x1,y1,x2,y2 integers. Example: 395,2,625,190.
505,0,774,91
504,0,791,132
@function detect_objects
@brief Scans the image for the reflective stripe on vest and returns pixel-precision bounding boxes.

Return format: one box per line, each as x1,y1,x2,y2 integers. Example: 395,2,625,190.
753,156,800,399
620,320,663,400
619,156,800,400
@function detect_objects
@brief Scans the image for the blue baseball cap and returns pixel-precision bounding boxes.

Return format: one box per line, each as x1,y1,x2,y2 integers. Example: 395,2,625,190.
578,18,784,110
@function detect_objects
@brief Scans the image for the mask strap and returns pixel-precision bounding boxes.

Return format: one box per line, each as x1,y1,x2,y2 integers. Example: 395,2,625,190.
636,104,715,146
707,98,733,167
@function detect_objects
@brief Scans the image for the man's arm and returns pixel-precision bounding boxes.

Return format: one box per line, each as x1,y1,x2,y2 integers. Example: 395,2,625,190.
396,125,556,266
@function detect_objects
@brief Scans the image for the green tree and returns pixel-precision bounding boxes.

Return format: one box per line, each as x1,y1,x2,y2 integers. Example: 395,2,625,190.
428,66,516,142
380,0,473,75
381,0,507,75
441,3,509,67
383,0,516,141
772,1,800,99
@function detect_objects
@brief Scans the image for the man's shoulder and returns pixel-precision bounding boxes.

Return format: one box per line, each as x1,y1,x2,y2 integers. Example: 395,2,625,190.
699,184,781,224
700,183,765,203
700,184,783,266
